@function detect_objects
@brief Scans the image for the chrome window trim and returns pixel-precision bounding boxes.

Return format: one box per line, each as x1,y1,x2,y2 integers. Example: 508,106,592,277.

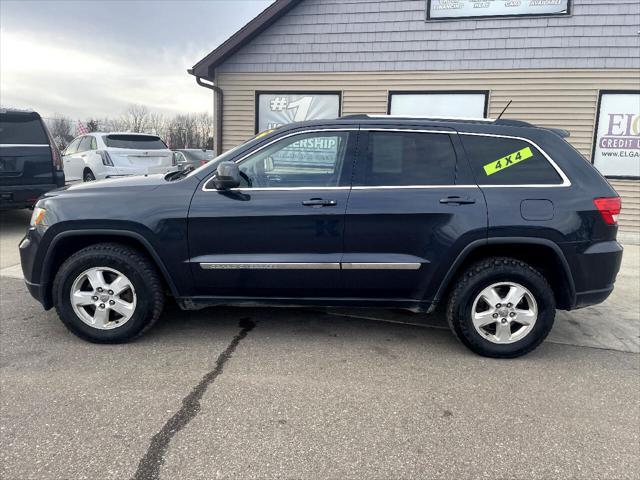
351,185,476,190
458,132,571,188
201,127,571,192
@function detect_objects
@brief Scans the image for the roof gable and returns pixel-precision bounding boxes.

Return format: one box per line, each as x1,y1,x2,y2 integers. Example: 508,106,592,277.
189,0,302,78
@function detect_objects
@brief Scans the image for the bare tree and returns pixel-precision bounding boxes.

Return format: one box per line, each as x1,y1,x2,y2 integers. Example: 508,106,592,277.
148,112,167,139
195,112,213,149
123,104,150,133
85,119,99,132
46,114,73,150
102,116,129,133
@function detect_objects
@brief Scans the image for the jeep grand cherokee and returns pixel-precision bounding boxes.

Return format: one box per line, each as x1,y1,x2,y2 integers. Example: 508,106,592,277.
19,116,623,358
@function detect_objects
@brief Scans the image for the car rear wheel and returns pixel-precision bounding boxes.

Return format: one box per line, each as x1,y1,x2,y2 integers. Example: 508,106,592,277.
53,243,164,343
83,170,96,182
446,257,555,358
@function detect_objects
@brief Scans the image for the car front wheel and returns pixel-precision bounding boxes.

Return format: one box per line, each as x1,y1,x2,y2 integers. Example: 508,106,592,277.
53,243,164,343
446,257,555,358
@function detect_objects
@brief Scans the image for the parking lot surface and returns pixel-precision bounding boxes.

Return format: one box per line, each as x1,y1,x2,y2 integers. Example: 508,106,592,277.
1,209,639,479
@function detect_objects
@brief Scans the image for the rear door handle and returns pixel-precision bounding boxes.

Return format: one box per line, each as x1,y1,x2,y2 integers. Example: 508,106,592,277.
302,198,337,207
440,196,476,205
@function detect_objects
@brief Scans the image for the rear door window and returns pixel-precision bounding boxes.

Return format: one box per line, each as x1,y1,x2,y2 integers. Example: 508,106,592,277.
0,112,48,145
461,135,563,185
358,131,457,186
104,135,167,150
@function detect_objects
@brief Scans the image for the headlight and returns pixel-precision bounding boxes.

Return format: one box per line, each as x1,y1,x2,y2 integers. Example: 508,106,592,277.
30,207,47,227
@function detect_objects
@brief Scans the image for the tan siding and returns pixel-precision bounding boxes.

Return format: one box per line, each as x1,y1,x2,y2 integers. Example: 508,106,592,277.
216,68,640,233
610,180,640,234
217,68,640,157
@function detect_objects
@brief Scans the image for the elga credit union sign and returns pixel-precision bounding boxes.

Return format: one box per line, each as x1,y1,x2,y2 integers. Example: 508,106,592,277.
593,92,640,178
427,0,570,20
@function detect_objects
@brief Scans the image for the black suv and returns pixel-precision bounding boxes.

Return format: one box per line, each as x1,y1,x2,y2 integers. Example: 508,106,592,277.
19,116,623,358
0,109,65,209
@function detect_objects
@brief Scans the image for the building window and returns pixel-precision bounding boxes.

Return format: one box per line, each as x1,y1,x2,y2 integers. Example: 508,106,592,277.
426,0,571,20
592,91,640,179
388,91,488,119
255,92,341,133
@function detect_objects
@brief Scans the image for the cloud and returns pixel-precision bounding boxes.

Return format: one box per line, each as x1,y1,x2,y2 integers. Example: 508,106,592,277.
0,29,212,119
0,1,273,120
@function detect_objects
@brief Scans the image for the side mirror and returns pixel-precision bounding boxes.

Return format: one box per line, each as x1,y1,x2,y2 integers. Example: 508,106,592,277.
213,161,241,190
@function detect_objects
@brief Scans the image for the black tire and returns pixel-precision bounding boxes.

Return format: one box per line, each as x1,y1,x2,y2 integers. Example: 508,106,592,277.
83,170,96,182
446,257,555,358
53,243,164,343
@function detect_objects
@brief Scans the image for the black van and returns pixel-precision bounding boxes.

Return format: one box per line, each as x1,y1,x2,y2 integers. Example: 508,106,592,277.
0,109,65,209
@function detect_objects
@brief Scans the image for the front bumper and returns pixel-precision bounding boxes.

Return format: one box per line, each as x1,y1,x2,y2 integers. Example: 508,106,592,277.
19,228,53,309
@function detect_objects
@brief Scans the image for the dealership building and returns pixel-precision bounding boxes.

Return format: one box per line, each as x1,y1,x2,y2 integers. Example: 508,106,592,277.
190,0,640,234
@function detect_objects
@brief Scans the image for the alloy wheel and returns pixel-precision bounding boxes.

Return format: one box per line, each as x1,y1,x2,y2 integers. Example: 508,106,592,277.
70,267,137,330
471,282,538,344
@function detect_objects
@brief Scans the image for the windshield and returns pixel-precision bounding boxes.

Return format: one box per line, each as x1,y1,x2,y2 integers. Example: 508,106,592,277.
182,150,214,162
186,141,253,178
103,134,167,150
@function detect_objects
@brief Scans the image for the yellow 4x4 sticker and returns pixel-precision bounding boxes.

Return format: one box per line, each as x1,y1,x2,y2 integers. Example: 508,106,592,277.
483,147,533,176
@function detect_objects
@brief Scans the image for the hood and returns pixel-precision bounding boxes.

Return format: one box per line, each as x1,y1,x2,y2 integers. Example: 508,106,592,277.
43,174,167,198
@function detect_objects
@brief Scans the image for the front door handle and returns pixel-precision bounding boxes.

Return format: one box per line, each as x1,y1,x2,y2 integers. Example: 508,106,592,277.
440,196,476,205
302,198,337,207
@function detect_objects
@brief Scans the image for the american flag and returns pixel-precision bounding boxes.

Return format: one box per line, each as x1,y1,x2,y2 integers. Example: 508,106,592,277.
75,121,89,136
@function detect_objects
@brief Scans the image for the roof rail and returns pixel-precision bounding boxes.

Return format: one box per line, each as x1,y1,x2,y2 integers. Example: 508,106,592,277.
340,114,494,123
337,114,569,137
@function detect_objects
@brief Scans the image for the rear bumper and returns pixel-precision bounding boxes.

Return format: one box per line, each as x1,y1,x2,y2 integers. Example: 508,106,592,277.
569,240,623,309
105,165,174,178
574,287,615,309
0,178,63,209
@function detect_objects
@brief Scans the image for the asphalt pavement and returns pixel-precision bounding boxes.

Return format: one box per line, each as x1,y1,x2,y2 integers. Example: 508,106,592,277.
1,209,639,479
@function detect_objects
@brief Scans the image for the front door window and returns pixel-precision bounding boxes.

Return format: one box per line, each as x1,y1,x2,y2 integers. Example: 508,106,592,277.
238,132,350,188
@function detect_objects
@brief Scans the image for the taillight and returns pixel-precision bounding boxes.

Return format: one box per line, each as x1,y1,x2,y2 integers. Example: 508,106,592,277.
50,144,63,171
200,160,207,166
594,197,621,225
43,122,63,170
97,150,114,166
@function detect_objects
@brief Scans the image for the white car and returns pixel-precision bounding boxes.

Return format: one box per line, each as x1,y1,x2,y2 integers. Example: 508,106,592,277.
62,132,176,182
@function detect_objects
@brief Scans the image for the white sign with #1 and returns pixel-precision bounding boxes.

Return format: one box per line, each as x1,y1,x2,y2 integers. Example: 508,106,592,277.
257,93,340,133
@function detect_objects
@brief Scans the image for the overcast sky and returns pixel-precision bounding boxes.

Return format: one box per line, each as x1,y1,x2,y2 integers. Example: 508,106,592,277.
0,0,273,120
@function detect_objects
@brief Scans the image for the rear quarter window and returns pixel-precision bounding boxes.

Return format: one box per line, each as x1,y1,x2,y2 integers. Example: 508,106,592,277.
461,134,563,185
0,112,48,145
104,134,167,150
